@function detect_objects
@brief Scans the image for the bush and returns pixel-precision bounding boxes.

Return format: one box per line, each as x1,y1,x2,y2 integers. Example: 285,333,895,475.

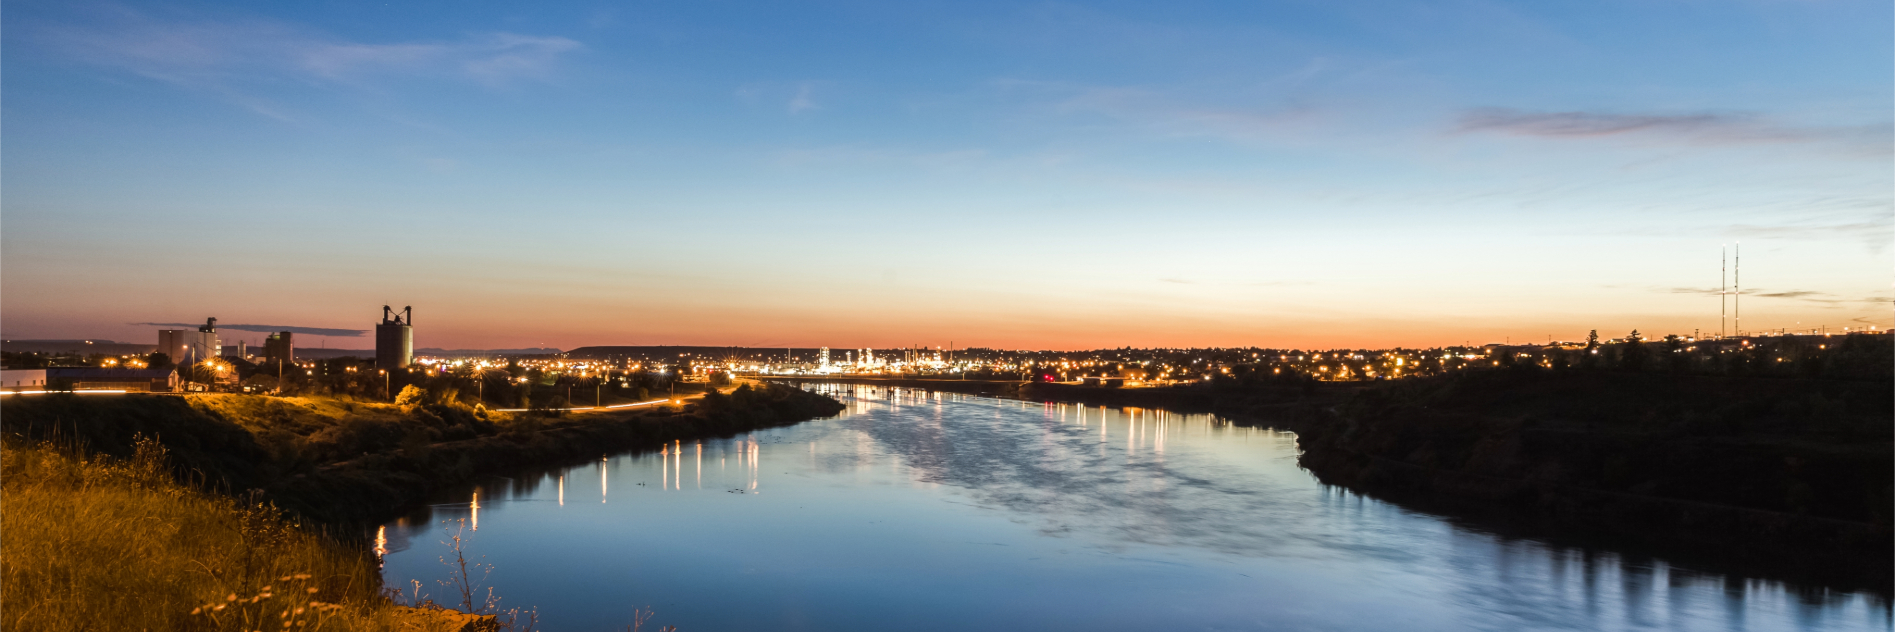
393,385,426,410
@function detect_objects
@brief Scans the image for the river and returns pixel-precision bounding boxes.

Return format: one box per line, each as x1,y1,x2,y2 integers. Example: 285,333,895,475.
377,384,1889,631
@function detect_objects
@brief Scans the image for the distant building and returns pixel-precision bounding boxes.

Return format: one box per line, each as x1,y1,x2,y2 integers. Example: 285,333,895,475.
2,369,47,390
157,330,189,363
376,305,413,370
222,340,248,359
189,318,222,364
46,367,180,392
264,332,294,364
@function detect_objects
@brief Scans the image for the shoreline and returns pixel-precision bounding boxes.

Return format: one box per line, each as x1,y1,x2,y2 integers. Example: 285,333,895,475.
770,374,1894,596
268,382,847,529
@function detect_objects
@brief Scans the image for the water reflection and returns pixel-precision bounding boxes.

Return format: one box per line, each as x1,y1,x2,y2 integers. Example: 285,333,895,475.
379,383,1890,632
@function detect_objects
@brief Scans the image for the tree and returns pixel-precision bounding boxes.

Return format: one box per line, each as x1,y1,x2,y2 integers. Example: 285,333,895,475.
1621,330,1647,371
1585,330,1600,350
147,352,173,370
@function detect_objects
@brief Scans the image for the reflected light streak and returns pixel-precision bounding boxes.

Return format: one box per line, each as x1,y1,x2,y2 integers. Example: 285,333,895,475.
558,474,565,506
374,525,387,557
470,490,480,531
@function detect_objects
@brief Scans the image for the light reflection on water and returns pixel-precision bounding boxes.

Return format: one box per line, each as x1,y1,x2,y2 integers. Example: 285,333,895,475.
379,384,1890,631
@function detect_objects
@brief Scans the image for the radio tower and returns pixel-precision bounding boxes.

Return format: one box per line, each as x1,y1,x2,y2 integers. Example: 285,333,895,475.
1720,245,1727,338
1734,242,1741,337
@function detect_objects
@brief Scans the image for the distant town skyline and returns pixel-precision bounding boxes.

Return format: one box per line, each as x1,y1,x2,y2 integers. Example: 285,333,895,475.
4,1,1888,350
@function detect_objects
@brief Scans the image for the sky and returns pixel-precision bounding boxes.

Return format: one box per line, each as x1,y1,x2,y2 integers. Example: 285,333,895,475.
3,0,1889,351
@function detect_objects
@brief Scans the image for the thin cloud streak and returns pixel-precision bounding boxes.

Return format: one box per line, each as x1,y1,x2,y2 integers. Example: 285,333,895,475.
1456,107,1889,155
133,322,367,337
1658,288,1862,306
33,7,581,116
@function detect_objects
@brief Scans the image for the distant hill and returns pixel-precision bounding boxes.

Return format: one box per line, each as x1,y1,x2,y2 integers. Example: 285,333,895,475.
416,347,563,358
2,340,156,355
564,346,822,361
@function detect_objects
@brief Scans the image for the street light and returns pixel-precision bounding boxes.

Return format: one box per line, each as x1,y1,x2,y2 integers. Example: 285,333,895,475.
379,369,388,400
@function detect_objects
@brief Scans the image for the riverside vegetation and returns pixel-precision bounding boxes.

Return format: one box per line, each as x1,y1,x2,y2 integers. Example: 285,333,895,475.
1,381,845,630
1009,334,1895,592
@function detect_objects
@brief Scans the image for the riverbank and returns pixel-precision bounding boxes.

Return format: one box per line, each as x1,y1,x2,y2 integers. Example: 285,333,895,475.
872,370,1891,593
0,382,845,630
1288,369,1892,591
0,382,845,528
0,439,409,630
270,382,845,526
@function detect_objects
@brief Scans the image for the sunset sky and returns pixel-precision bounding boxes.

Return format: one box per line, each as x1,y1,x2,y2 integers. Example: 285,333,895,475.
4,0,1889,351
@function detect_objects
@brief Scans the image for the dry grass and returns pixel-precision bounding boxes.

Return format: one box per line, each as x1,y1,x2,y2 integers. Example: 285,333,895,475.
1,438,407,631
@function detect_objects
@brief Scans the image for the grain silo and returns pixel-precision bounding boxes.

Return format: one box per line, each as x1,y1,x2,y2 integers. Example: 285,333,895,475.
375,305,413,370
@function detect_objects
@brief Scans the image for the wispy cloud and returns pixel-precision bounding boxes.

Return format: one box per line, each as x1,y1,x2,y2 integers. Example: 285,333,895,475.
32,8,581,117
1664,287,1723,296
1656,287,1864,306
133,322,366,336
1754,290,1826,299
788,82,818,114
1456,107,1888,155
1726,216,1894,253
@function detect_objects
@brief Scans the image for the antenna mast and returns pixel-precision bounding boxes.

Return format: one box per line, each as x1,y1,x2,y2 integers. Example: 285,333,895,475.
1735,243,1741,336
1720,245,1727,338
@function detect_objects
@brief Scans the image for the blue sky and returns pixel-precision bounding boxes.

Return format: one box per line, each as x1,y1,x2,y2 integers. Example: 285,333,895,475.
3,0,1889,349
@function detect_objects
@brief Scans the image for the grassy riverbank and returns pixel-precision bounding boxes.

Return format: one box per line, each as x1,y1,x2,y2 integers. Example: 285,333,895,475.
271,382,846,526
0,382,844,630
1,439,403,631
1,382,844,526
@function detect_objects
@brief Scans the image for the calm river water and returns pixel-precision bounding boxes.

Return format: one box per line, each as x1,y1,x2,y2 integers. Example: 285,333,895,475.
379,384,1889,631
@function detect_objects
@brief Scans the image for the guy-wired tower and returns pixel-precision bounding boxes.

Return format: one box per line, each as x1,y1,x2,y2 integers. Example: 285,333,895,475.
376,305,413,370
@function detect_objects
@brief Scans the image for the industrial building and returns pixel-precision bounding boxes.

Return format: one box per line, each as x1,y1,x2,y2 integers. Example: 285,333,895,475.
189,318,222,363
376,305,413,370
2,369,47,390
45,367,180,392
264,331,294,363
157,329,189,363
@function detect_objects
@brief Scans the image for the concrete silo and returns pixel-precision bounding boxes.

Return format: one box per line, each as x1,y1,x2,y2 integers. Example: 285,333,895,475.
376,305,413,370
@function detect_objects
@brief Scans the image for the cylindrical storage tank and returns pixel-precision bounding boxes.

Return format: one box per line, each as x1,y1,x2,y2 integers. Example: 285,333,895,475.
376,324,413,370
